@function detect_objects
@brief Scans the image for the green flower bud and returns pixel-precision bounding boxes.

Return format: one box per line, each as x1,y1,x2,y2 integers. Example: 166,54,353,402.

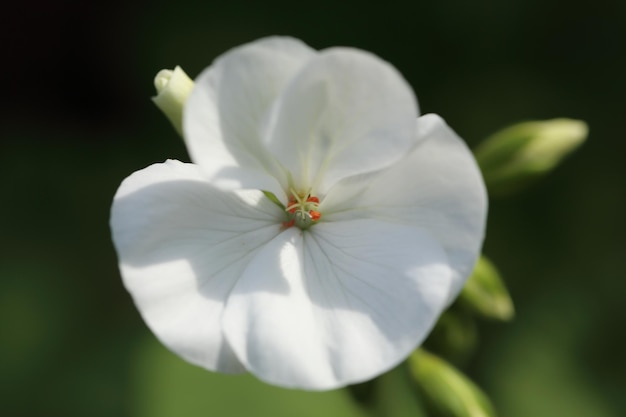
474,118,588,195
152,66,194,135
459,256,514,321
408,349,496,417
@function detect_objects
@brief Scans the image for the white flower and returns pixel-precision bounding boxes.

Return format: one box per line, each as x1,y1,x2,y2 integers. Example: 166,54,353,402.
110,37,487,390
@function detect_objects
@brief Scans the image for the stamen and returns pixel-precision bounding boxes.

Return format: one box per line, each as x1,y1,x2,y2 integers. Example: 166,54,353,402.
309,210,321,221
283,189,322,229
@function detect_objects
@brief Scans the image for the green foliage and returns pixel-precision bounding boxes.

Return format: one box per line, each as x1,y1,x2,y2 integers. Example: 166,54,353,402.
132,339,368,417
370,366,429,417
483,294,620,417
425,310,478,365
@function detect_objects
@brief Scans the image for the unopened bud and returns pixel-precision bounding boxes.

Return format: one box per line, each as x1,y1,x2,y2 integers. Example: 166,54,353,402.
152,66,194,135
408,349,495,417
460,256,514,321
474,118,588,195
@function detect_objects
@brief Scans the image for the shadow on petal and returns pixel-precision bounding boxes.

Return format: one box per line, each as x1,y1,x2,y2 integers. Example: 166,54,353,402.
111,176,290,300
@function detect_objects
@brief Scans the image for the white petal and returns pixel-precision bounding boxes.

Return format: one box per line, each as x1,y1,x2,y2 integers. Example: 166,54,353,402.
264,48,419,195
323,114,488,304
110,160,284,373
222,219,452,390
183,36,316,194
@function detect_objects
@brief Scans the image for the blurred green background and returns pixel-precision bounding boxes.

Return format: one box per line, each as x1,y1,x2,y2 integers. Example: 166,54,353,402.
2,0,624,416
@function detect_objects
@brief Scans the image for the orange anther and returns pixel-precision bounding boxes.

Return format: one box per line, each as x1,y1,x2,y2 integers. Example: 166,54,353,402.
309,210,321,221
284,191,321,228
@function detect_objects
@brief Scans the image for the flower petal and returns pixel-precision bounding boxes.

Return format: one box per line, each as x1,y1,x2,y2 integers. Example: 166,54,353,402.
222,219,452,390
264,47,419,195
183,36,316,195
111,160,284,373
322,114,488,304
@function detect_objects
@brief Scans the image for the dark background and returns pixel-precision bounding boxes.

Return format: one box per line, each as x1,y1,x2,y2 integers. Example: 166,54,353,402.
1,0,624,416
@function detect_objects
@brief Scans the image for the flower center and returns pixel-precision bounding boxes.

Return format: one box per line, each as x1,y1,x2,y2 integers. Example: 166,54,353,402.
284,188,321,229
